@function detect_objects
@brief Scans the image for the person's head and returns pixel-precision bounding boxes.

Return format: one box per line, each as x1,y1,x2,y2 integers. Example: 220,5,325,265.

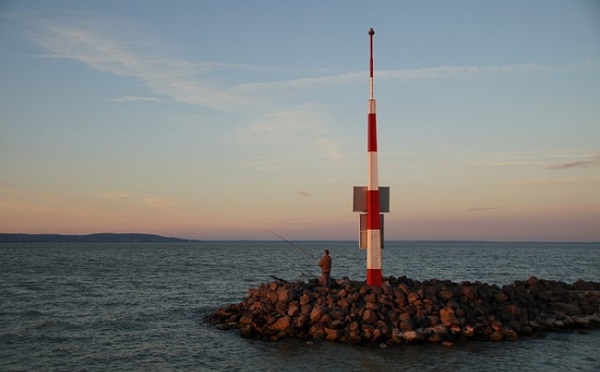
324,249,329,255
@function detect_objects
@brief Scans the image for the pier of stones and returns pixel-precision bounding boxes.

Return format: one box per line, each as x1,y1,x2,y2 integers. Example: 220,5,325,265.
206,276,600,346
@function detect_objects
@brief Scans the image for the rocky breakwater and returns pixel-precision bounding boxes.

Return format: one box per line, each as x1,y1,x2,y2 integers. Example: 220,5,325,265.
205,276,600,346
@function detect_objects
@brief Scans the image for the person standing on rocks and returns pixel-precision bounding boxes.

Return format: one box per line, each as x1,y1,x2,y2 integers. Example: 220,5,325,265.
318,249,332,288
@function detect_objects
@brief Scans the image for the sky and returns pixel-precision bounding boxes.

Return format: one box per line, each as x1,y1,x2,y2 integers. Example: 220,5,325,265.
1,1,599,242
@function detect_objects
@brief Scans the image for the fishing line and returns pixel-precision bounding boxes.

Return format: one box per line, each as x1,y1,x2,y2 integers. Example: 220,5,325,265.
275,241,316,283
264,229,317,261
264,229,319,282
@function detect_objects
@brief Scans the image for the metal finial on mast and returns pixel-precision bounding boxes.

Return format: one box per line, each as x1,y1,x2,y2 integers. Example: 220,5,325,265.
368,28,374,100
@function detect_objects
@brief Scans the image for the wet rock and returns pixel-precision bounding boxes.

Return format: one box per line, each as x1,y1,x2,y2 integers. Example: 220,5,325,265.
527,276,539,287
310,305,327,322
590,315,600,327
440,307,459,327
390,328,403,344
573,316,590,328
299,292,312,306
287,302,300,317
502,329,518,341
324,328,342,341
549,302,583,316
462,324,475,338
489,330,504,342
402,330,423,343
269,316,293,333
362,309,378,324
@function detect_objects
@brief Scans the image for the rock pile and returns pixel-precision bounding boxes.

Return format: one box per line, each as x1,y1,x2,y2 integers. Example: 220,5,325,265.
205,276,600,346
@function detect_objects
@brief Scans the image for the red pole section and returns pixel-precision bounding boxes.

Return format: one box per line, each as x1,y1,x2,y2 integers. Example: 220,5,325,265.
366,27,382,287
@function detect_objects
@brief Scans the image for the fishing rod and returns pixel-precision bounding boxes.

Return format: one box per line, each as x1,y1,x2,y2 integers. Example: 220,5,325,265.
264,229,318,261
264,229,319,282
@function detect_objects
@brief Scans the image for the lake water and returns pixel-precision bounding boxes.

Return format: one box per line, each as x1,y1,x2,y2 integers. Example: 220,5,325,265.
1,241,599,371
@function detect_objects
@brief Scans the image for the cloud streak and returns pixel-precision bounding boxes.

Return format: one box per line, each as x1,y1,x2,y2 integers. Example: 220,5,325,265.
98,191,177,208
467,207,500,212
547,154,600,170
107,96,163,103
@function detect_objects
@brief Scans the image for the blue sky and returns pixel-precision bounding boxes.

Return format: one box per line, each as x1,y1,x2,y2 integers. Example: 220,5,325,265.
1,1,599,241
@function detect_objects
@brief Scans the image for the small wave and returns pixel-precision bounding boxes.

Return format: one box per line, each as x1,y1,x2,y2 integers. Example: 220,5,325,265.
31,319,62,330
19,309,45,318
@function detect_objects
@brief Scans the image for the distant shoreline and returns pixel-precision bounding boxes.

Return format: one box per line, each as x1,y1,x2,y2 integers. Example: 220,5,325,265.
0,234,597,244
0,233,199,243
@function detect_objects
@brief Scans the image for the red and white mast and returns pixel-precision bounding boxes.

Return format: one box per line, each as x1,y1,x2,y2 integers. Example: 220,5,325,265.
366,27,382,287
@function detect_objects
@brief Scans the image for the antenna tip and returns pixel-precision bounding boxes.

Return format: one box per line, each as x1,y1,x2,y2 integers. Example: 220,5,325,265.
368,28,374,36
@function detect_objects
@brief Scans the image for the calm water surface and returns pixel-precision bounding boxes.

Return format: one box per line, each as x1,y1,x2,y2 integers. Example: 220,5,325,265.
1,241,599,371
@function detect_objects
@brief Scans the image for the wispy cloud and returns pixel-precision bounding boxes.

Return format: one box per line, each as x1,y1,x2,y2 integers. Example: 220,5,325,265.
276,216,306,225
547,154,600,170
297,191,315,197
467,207,500,212
14,13,247,111
238,104,345,165
13,12,567,112
382,63,556,79
107,96,164,103
508,176,600,187
236,63,556,94
98,191,177,208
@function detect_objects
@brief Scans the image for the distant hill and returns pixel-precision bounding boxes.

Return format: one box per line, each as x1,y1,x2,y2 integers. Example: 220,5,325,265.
0,233,198,243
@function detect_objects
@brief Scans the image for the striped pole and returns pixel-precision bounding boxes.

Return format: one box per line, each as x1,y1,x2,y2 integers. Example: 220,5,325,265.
366,28,382,287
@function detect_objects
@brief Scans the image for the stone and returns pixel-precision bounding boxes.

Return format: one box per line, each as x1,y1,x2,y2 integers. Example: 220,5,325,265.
427,315,441,327
364,293,378,303
407,292,420,304
346,332,362,344
362,309,378,324
502,329,518,341
325,328,341,341
390,328,403,344
311,328,325,340
440,307,459,327
295,314,309,329
527,276,539,287
491,319,503,331
330,319,345,329
348,321,360,331
402,330,423,343
438,289,454,301
549,302,583,316
489,330,504,342
462,325,475,338
494,291,508,303
266,290,279,303
400,319,414,331
239,324,256,338
239,314,253,326
287,302,300,317
365,302,380,311
278,289,294,303
310,305,326,323
269,316,293,332
299,293,312,306
216,322,236,330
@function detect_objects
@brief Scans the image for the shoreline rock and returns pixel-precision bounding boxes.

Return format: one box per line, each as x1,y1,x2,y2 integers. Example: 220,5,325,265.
205,276,600,346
